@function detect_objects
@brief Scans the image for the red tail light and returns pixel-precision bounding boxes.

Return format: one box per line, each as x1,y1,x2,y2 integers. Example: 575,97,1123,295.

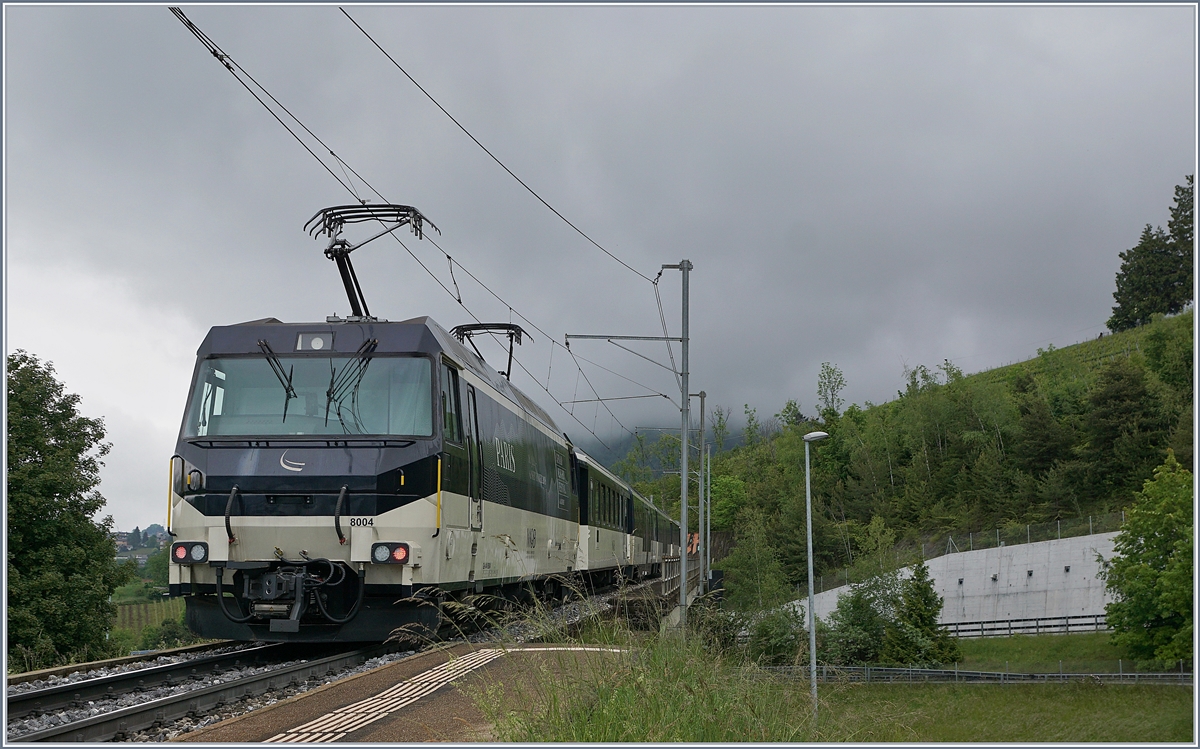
171,541,208,564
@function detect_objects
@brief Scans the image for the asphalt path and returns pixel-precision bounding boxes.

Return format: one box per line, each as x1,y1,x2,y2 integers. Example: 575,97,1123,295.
178,643,626,743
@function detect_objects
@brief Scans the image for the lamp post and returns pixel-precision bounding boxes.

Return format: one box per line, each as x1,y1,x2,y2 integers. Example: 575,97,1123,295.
803,430,828,729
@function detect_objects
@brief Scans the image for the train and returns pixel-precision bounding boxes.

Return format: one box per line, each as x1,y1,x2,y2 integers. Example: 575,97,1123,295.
166,205,680,642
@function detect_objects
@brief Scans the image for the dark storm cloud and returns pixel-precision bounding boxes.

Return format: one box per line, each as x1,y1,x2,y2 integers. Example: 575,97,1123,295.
5,4,1194,527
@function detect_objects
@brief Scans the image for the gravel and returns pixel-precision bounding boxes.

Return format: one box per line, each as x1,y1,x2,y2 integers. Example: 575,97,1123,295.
119,650,417,742
7,588,624,742
5,643,263,696
6,648,418,742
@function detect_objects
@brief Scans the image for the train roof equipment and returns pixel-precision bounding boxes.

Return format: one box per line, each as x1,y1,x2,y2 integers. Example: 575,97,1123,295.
449,323,529,382
304,203,440,321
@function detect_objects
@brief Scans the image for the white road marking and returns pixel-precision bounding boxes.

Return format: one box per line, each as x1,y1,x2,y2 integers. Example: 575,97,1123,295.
264,646,625,743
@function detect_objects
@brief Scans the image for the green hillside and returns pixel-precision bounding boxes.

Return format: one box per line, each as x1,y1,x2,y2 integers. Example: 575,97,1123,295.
617,310,1192,584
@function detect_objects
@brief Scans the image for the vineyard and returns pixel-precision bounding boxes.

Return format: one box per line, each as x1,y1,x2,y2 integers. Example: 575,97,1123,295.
115,598,185,635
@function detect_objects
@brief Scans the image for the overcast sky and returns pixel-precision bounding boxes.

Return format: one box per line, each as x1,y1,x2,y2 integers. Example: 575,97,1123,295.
5,4,1195,531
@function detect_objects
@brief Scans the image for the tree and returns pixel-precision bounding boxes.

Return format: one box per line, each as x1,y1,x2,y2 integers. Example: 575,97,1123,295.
714,507,791,611
742,405,761,448
1012,391,1073,477
817,362,846,419
1108,176,1194,332
1083,358,1170,503
129,526,143,550
144,547,169,586
775,399,803,428
708,474,748,531
710,406,730,453
1167,174,1193,281
1143,312,1194,396
7,351,134,671
823,570,902,665
880,562,960,667
1101,450,1193,666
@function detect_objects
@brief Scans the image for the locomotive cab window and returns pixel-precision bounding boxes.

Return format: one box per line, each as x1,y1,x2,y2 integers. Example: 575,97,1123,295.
184,355,432,437
440,363,462,443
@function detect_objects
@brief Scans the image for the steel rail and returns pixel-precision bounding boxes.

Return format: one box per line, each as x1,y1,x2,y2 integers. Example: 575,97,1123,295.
6,641,234,687
11,644,393,742
7,643,290,720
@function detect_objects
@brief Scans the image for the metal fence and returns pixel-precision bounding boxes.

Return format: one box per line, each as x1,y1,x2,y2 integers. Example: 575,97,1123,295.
660,555,702,600
764,664,1192,686
943,614,1108,638
807,511,1124,597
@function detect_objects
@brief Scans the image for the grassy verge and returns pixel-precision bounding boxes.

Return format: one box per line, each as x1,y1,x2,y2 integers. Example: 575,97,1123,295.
956,632,1184,674
467,616,1192,742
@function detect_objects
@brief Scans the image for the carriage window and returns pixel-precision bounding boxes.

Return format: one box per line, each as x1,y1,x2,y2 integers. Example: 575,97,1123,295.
441,364,461,443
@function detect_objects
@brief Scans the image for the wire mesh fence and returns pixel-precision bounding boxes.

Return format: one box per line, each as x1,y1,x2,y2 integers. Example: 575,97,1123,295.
763,663,1192,685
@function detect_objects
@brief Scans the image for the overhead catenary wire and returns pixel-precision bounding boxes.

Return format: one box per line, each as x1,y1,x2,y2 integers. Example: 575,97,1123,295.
561,394,673,405
653,271,682,390
170,7,663,447
339,6,654,285
170,7,356,197
426,234,675,403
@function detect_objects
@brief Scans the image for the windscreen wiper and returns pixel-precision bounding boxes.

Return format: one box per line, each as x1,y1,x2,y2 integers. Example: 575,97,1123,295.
258,340,298,422
324,339,379,433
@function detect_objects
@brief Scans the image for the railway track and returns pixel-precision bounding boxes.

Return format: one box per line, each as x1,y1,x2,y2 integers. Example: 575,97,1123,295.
7,644,396,742
6,641,235,688
7,575,684,742
8,643,296,721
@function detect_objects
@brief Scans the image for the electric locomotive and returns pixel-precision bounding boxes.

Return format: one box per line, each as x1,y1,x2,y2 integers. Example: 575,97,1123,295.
166,204,678,642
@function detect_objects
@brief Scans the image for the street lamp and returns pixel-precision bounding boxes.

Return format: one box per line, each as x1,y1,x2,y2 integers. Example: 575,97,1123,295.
803,430,828,729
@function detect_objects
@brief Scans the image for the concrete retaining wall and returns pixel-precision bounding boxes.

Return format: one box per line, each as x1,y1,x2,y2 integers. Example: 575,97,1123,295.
801,532,1118,625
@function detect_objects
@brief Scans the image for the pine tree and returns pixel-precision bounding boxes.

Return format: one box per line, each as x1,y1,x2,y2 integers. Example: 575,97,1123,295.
880,562,960,667
1108,176,1194,332
1083,358,1171,504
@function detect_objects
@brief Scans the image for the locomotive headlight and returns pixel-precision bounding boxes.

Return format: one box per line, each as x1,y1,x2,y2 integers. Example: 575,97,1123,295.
171,541,208,565
371,542,411,564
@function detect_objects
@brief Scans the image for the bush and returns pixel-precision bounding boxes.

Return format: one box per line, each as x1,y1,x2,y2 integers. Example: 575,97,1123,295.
747,606,806,666
106,628,139,658
822,571,901,665
138,614,199,651
686,595,747,653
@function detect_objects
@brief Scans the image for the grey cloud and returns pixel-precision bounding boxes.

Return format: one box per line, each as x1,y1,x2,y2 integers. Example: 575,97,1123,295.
5,4,1193,527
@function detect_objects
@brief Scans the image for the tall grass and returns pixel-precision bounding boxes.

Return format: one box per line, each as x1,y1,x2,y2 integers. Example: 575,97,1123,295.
465,608,1192,742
